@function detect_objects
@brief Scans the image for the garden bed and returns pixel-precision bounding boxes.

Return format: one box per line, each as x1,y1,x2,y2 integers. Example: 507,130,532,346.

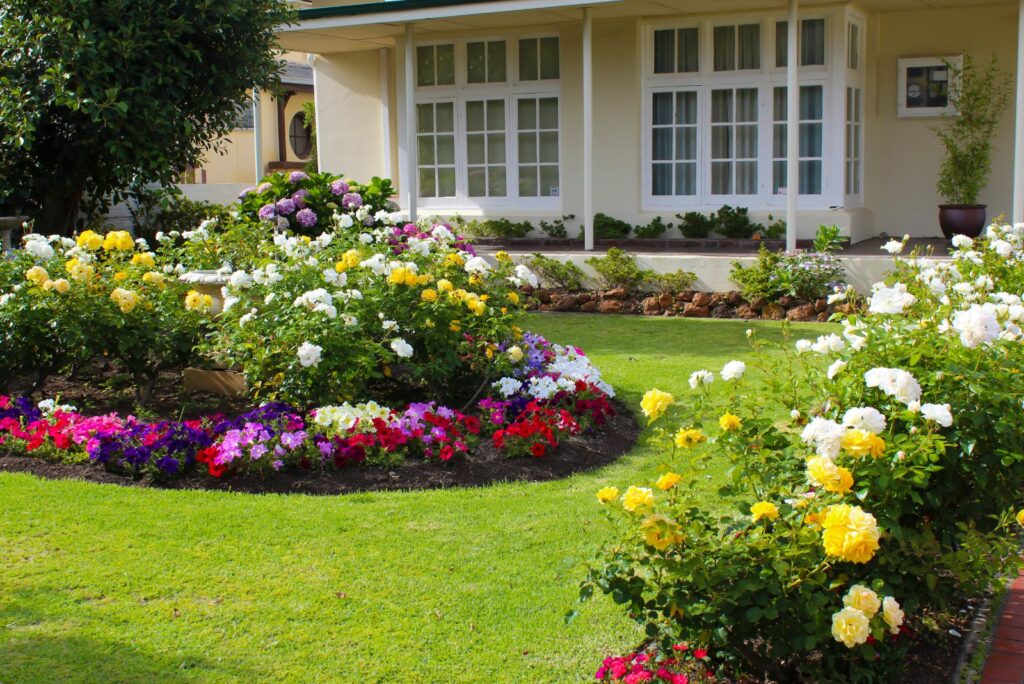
470,236,791,252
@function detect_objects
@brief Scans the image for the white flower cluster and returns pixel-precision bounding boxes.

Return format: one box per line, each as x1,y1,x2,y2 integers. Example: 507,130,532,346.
313,401,394,434
490,344,614,400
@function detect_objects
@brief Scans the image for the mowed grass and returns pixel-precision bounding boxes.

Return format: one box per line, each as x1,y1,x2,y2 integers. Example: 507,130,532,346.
0,315,832,683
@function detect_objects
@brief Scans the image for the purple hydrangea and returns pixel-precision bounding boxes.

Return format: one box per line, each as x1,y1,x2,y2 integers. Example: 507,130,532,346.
258,204,277,221
275,198,297,216
238,187,255,199
289,171,310,183
292,189,310,208
342,192,363,209
295,208,318,228
257,182,272,193
330,179,350,196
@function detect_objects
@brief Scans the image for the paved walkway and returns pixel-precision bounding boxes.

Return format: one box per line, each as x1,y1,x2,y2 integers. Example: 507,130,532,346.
981,574,1024,684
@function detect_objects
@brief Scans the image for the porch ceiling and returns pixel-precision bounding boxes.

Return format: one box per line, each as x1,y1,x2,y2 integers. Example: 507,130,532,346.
277,0,1019,53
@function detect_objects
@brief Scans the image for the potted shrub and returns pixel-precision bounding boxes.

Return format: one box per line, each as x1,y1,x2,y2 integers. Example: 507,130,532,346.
934,54,1011,238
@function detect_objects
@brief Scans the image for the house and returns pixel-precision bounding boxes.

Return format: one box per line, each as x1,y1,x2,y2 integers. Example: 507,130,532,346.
275,0,1024,249
183,53,316,194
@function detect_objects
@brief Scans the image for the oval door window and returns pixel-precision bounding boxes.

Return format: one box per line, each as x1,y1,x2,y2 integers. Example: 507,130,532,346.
289,112,312,159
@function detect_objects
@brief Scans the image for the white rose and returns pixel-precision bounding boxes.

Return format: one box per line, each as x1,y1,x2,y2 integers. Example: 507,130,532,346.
390,338,414,358
920,403,953,427
720,360,746,381
688,369,714,389
297,342,323,368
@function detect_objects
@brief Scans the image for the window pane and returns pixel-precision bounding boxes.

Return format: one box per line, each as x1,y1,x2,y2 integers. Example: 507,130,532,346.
468,168,486,196
800,160,821,194
538,98,558,129
676,162,696,195
436,135,454,164
488,166,506,196
519,166,538,196
678,28,699,72
416,46,435,86
800,122,822,157
848,23,860,70
466,134,485,165
653,164,672,195
539,165,559,196
487,133,505,163
714,26,735,71
654,30,675,73
712,161,732,194
435,103,454,132
518,98,537,128
653,128,673,161
711,90,732,123
466,101,484,131
538,131,558,162
676,91,696,124
775,21,788,68
436,44,455,85
418,136,435,164
518,132,537,163
486,99,504,129
773,86,786,120
467,42,486,83
539,37,559,79
653,92,673,125
801,18,825,66
736,88,757,121
488,40,507,82
519,38,539,81
437,167,456,196
677,128,697,160
800,85,823,119
736,125,757,158
417,104,434,133
773,160,786,194
736,161,757,194
738,24,760,70
773,123,786,157
711,127,731,158
419,168,436,197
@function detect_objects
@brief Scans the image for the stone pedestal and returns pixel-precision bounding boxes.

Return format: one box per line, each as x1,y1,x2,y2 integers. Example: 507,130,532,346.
0,216,28,252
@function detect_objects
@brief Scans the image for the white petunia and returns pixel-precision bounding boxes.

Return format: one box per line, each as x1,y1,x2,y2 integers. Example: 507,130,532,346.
297,342,322,368
920,403,953,427
720,360,746,381
390,338,414,358
492,377,523,398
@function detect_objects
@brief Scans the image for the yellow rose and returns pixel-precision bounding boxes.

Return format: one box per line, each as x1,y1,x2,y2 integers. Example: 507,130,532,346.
416,274,431,286
831,607,871,648
843,585,880,618
842,429,886,458
806,456,854,495
114,271,129,282
1016,509,1024,526
437,278,453,292
673,428,705,449
184,290,213,313
719,413,742,432
449,321,461,332
444,253,465,267
343,249,362,268
621,486,655,514
640,389,674,423
42,279,56,291
421,289,438,303
495,250,511,262
751,501,779,522
103,230,134,251
25,266,49,286
51,278,71,294
76,230,103,251
142,271,166,287
507,345,524,362
822,504,881,564
641,514,684,550
882,596,905,634
467,298,486,316
596,486,619,503
109,288,140,313
655,472,682,490
507,291,520,305
67,260,94,281
388,267,410,285
131,252,156,268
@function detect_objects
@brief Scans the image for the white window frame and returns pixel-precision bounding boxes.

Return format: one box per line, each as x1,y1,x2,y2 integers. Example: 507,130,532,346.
408,32,562,212
641,12,837,213
844,12,866,207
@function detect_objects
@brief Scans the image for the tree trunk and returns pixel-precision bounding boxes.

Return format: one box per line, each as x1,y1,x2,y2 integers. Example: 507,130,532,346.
34,186,84,236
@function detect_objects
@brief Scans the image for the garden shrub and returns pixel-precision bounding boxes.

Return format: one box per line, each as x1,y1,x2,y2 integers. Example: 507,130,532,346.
454,217,534,239
526,253,587,292
676,211,715,239
714,205,761,239
579,224,1024,682
539,214,574,239
585,248,653,292
593,213,633,240
634,217,673,240
731,226,847,302
762,214,787,239
652,269,696,294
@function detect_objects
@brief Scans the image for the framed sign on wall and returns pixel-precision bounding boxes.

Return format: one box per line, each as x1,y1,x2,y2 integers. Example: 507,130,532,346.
897,56,961,118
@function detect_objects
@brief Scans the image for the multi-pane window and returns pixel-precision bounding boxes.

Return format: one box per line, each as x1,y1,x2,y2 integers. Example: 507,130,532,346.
416,44,455,87
517,97,560,197
775,18,826,67
519,37,559,80
711,88,759,195
846,87,862,195
466,100,506,197
714,24,760,71
772,85,824,195
467,40,506,84
651,91,697,196
653,28,699,74
847,23,860,70
416,102,456,198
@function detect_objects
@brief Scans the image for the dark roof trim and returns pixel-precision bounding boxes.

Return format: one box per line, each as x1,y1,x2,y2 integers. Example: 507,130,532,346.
298,0,497,20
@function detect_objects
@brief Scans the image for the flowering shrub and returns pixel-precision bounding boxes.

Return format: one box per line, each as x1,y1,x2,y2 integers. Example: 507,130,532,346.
595,643,716,683
580,224,1024,681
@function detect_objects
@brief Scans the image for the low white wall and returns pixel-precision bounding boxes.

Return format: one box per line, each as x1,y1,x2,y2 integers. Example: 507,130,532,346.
177,183,250,205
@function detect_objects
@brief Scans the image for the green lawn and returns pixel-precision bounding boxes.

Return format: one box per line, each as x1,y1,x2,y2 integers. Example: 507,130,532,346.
0,315,831,683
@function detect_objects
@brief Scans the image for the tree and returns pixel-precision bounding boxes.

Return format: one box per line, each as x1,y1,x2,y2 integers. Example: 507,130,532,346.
0,0,294,233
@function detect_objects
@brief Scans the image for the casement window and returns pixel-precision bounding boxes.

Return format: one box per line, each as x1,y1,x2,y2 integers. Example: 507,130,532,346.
643,11,860,211
411,36,560,208
845,16,865,202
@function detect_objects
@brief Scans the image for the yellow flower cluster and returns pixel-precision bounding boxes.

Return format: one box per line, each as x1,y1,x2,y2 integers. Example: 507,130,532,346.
673,428,705,449
387,267,430,287
25,266,49,287
622,486,655,514
142,271,167,287
821,504,880,564
832,586,904,648
335,249,362,273
841,429,886,458
655,472,681,490
421,289,438,303
184,290,214,313
110,288,140,313
750,501,779,522
806,456,854,495
102,230,135,251
65,259,94,281
445,287,486,316
42,278,71,294
641,514,684,550
596,486,619,503
719,413,742,431
131,252,156,268
1017,509,1024,526
507,345,524,362
443,253,465,268
76,230,103,251
506,291,520,305
640,389,673,423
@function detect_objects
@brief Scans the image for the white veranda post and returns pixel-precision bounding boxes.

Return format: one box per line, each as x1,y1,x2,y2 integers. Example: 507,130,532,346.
786,0,799,252
404,23,418,222
582,7,594,251
252,90,263,183
1013,0,1024,224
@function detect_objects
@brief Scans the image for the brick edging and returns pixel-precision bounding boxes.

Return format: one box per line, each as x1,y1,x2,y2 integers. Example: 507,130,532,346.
979,573,1024,683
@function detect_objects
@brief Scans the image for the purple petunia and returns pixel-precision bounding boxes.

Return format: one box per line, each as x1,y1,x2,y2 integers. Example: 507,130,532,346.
330,179,350,196
289,171,310,183
296,208,317,228
275,198,297,216
258,204,277,221
341,192,363,209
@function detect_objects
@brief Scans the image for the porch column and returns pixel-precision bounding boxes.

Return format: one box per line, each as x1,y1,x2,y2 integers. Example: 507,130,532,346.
582,7,594,250
1014,0,1024,224
403,23,418,222
380,48,393,180
785,0,799,252
253,90,264,183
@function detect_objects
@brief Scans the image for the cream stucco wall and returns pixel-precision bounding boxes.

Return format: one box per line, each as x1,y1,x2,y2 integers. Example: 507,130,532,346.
865,4,1018,238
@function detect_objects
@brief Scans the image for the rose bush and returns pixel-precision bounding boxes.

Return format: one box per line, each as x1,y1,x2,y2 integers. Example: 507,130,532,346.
578,224,1024,682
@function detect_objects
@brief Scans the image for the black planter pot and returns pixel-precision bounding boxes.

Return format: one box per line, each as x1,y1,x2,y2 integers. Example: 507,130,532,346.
938,205,987,239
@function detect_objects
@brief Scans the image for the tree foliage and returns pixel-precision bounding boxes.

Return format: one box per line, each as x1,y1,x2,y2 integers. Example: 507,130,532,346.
0,0,294,232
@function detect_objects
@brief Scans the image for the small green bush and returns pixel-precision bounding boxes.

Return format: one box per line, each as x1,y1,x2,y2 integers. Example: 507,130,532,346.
676,212,715,239
585,248,652,292
453,217,534,239
763,215,786,239
634,216,673,239
652,269,696,294
539,214,574,239
525,253,587,291
592,213,632,239
715,205,762,239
